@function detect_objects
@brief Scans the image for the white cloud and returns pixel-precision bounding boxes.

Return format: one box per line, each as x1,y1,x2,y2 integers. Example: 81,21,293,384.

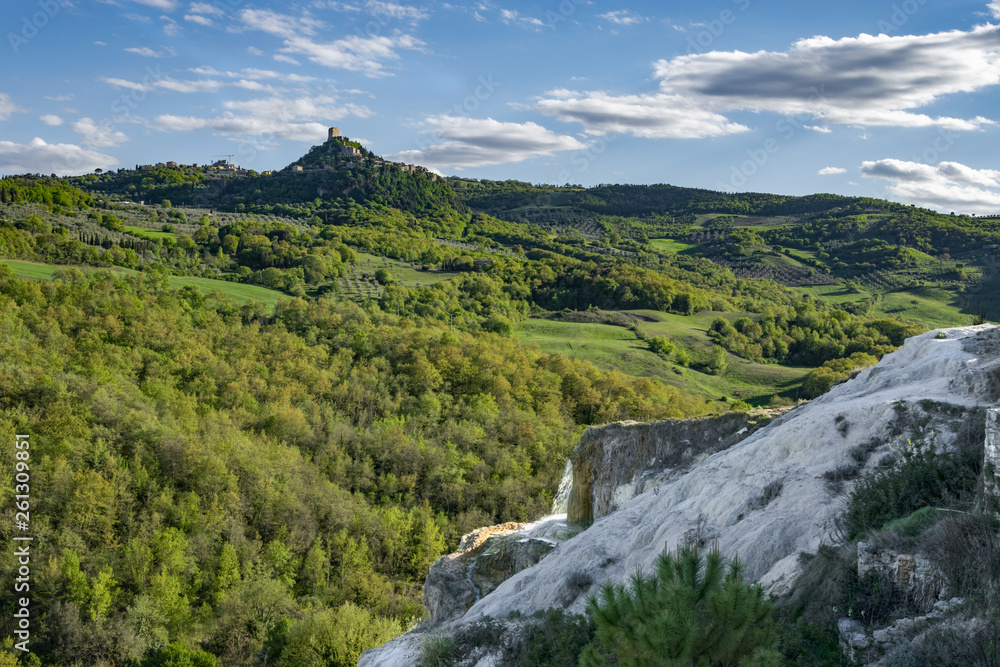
153,93,372,146
161,16,182,36
39,114,64,126
247,46,264,56
273,54,302,65
189,1,223,15
535,89,750,139
221,94,372,120
367,1,428,21
818,166,846,175
599,10,646,25
237,9,324,40
102,75,220,94
860,158,1000,214
541,24,1000,138
125,46,174,57
499,8,546,29
0,137,118,175
127,0,178,10
0,93,27,121
990,0,1000,18
282,33,424,76
72,118,130,147
184,14,213,26
189,66,314,82
805,125,832,133
156,114,328,144
237,8,423,76
44,94,74,101
102,77,150,91
388,115,589,169
156,78,221,93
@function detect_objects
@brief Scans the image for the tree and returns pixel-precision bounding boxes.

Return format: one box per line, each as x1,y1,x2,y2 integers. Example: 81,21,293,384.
708,345,728,375
647,336,675,357
580,545,779,667
273,603,405,667
215,543,241,595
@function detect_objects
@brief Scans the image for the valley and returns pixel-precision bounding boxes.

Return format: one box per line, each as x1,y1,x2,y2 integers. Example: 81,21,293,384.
0,135,996,666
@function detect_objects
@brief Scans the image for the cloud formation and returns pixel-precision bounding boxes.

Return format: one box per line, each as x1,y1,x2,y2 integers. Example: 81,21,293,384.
537,24,1000,138
127,0,179,10
388,115,589,168
237,8,423,77
0,94,27,121
536,89,750,139
598,10,646,25
125,46,175,57
860,158,1000,214
154,94,372,147
72,118,130,148
818,166,846,175
0,138,118,175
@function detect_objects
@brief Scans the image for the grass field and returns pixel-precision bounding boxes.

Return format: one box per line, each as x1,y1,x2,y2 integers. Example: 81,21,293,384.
877,287,968,329
1,259,96,280
123,225,179,241
788,283,873,304
649,238,699,255
1,259,285,312
167,276,285,311
354,252,463,288
518,311,810,405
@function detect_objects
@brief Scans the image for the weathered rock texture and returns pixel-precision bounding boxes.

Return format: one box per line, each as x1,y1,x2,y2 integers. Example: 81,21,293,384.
985,408,1000,502
422,522,528,626
361,325,1000,667
470,536,554,597
567,412,764,523
856,541,948,612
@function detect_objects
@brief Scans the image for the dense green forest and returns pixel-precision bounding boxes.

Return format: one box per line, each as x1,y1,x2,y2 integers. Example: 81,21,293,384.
0,137,994,664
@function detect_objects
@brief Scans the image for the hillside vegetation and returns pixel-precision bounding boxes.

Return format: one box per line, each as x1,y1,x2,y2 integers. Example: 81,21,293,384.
0,136,993,664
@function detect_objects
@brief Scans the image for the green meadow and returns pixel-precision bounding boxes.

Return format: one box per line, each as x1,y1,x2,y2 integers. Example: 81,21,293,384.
1,259,285,312
518,310,810,405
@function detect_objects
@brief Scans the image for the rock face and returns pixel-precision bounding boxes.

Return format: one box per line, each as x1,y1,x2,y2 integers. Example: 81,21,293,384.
567,412,764,523
985,408,1000,502
470,536,554,597
421,522,528,627
361,325,1000,666
856,542,948,612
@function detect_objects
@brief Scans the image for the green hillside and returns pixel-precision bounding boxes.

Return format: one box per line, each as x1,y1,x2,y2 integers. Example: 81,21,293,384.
0,141,992,665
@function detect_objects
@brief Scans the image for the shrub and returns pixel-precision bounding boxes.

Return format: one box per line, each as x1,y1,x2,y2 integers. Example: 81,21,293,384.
647,335,675,357
418,634,456,667
923,511,1000,600
140,642,217,667
843,438,980,540
516,608,594,667
801,352,878,398
749,479,784,510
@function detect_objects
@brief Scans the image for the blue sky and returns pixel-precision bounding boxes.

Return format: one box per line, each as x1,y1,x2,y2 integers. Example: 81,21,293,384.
3,0,1000,213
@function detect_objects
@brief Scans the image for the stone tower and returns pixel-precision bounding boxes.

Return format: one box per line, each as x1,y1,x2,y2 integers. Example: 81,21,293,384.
328,127,340,140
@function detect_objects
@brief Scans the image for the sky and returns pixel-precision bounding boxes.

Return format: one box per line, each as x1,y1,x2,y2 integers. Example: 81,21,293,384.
3,0,1000,213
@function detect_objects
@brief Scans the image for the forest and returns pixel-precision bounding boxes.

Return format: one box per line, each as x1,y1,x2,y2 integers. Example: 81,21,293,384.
0,139,994,664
